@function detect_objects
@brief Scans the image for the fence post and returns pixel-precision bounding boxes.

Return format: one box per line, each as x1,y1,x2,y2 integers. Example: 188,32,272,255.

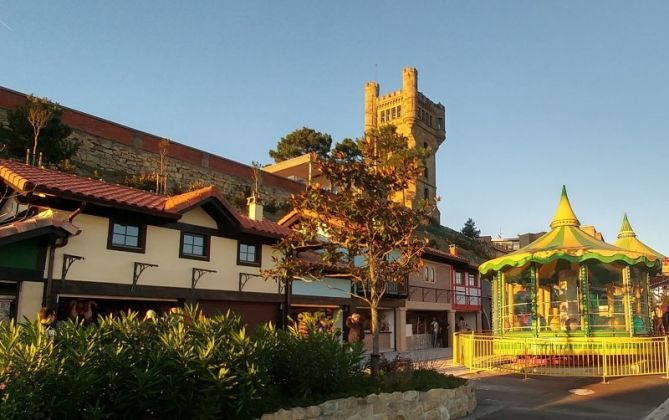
469,331,475,371
602,342,608,384
664,336,669,380
524,337,528,380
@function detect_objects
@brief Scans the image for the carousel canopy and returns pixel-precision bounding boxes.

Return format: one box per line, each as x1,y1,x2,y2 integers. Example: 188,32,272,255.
479,186,660,275
613,213,665,259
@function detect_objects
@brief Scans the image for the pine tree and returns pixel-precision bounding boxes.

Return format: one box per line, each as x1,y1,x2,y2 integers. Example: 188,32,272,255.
461,218,481,239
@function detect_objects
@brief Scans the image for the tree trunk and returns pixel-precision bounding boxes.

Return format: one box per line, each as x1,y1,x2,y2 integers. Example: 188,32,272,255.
370,300,380,379
32,133,38,166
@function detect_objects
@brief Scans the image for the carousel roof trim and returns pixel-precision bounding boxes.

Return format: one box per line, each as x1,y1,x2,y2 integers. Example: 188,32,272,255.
480,187,660,275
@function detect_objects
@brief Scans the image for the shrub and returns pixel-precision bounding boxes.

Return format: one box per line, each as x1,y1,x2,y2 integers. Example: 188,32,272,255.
0,306,267,419
257,311,364,400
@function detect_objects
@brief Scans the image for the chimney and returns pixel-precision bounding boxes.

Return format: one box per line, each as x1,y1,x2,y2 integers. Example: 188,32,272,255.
448,244,458,256
247,195,263,221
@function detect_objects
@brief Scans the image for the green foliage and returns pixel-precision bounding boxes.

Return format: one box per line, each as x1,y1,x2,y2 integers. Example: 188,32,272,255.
269,127,332,162
331,137,360,162
0,96,78,165
256,311,364,401
0,307,266,419
122,172,157,192
461,218,481,239
0,307,375,418
419,223,495,263
265,125,434,378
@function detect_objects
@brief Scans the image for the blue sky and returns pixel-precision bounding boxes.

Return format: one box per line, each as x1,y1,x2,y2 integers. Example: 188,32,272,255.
2,2,668,253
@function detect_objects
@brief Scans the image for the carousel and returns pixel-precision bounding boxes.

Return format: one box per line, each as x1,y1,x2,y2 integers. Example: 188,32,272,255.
454,187,667,380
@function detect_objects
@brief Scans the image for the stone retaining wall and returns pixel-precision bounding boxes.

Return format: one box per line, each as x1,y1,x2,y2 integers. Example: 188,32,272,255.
260,384,476,420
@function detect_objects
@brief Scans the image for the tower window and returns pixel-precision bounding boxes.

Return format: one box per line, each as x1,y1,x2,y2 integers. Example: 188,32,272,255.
437,118,444,129
424,188,429,200
380,111,385,123
423,142,428,149
424,167,428,178
429,114,433,127
397,105,401,117
391,107,397,119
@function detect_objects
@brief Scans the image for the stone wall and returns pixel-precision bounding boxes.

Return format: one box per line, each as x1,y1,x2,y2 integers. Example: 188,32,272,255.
0,88,304,219
72,130,297,211
260,384,476,420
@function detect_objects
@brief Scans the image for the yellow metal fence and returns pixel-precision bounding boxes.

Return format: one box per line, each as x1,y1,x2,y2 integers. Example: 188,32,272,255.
453,332,669,382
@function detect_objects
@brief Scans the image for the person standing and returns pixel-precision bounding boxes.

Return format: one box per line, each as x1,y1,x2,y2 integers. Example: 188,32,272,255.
430,317,440,348
345,313,364,343
457,316,468,332
653,306,665,336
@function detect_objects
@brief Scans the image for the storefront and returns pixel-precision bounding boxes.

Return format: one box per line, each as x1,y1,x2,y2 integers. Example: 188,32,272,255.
349,306,396,352
405,310,449,349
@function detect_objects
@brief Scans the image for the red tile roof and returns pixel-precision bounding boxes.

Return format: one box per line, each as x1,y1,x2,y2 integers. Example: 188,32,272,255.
0,208,81,241
424,246,478,268
1,159,170,217
0,159,290,239
238,213,291,239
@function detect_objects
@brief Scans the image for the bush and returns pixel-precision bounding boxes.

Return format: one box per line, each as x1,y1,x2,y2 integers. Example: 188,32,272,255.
0,307,461,418
257,311,365,401
0,306,266,419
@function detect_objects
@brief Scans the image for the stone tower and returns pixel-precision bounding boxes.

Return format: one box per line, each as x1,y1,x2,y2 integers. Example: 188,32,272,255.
364,67,446,222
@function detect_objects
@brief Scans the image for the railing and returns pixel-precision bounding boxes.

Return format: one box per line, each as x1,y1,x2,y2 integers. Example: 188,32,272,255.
385,281,409,297
453,332,669,383
406,333,432,350
408,286,451,304
454,293,481,306
354,281,409,298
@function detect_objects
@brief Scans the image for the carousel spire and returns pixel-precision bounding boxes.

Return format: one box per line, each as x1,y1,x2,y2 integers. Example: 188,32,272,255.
614,213,665,259
550,185,580,229
617,213,636,239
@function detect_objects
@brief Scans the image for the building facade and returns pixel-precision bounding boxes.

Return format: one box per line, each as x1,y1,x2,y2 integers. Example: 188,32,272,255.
0,160,353,329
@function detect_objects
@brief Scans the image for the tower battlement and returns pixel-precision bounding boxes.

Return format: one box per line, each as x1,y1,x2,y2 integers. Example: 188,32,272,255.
364,67,446,223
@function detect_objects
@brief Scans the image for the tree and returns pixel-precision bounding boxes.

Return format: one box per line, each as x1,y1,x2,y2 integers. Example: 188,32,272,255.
269,127,332,162
461,218,480,239
264,125,433,378
0,96,77,166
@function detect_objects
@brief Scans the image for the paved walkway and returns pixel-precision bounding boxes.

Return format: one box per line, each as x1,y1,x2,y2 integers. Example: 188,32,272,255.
377,347,669,419
375,346,472,376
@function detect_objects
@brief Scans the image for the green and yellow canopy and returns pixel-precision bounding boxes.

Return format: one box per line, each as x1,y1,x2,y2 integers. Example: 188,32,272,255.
479,187,660,275
613,213,665,259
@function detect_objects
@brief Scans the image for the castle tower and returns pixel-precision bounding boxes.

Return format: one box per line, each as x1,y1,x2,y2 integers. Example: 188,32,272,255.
364,67,446,222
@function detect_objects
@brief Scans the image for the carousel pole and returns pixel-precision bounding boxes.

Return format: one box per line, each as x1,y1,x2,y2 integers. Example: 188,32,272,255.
579,263,590,336
623,266,632,337
646,271,654,335
531,263,539,337
493,271,502,336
